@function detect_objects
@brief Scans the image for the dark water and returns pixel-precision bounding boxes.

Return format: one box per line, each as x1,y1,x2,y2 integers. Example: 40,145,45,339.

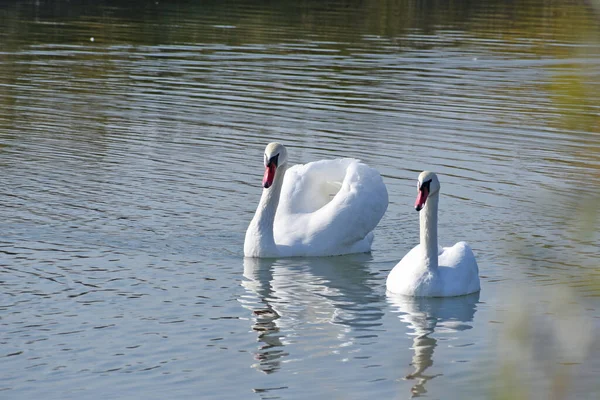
1,1,599,399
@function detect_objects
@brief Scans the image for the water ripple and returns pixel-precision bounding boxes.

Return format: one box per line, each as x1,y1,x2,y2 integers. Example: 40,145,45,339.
1,1,599,399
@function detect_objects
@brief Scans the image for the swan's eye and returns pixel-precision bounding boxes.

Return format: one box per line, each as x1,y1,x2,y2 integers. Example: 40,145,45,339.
267,153,280,167
419,179,432,191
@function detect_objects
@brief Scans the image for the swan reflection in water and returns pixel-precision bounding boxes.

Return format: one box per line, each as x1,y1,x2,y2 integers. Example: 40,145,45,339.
240,255,383,374
240,257,286,374
387,292,480,397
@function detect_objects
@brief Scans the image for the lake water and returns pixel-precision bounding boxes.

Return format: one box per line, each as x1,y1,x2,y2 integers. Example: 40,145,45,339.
1,0,599,399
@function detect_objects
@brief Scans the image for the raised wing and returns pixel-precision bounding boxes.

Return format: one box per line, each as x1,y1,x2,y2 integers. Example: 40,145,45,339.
275,158,388,255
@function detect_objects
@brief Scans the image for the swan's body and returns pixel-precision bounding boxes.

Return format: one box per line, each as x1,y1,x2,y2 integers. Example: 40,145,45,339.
386,171,480,297
244,143,388,258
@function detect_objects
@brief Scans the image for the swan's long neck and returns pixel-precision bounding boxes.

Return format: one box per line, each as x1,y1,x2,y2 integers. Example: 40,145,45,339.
244,164,288,257
420,193,439,271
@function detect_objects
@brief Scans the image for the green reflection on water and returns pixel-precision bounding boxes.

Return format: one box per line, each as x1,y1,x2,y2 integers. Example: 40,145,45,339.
0,0,598,47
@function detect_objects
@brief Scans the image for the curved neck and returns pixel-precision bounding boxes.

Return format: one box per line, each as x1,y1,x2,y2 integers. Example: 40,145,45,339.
420,193,439,270
245,164,288,257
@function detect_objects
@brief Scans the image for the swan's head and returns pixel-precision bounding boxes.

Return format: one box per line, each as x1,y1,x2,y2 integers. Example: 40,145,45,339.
415,171,440,211
262,142,288,189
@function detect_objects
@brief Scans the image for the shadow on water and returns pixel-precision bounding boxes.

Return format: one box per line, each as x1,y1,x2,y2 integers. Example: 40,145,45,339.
387,292,480,398
241,254,384,374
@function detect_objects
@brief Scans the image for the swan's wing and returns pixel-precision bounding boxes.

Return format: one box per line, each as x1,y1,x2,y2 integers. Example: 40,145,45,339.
313,160,388,244
438,242,481,296
275,159,388,252
439,242,478,270
277,159,355,215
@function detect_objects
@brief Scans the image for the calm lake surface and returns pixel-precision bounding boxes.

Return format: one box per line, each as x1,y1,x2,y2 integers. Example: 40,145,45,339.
1,0,599,399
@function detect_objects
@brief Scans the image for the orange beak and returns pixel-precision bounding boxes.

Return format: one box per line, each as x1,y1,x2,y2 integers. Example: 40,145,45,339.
262,162,277,188
415,186,428,211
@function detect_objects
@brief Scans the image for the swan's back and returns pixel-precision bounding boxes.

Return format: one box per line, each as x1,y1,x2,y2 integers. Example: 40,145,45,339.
274,158,388,256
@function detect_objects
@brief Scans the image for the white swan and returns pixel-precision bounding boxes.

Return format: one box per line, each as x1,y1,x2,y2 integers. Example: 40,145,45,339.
386,171,480,297
244,142,388,258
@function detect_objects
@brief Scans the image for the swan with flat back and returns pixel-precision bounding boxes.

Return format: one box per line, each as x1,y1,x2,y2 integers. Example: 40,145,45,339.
386,171,480,297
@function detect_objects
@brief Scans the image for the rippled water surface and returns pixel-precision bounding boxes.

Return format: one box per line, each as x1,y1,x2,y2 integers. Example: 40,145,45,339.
1,1,599,399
